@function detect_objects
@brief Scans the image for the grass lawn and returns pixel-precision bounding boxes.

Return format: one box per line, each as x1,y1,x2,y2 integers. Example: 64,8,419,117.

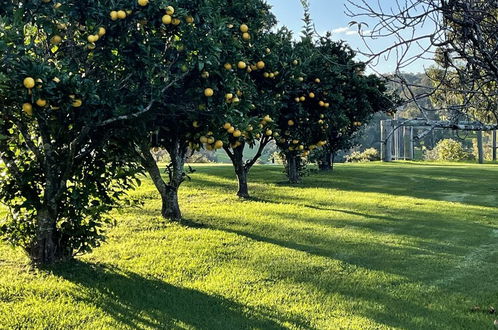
1,162,498,329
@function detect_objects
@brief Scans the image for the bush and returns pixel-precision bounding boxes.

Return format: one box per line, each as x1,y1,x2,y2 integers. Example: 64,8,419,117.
345,148,380,163
424,139,470,161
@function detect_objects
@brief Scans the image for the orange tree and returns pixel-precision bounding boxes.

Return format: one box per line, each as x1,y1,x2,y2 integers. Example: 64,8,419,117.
0,0,183,264
131,0,278,213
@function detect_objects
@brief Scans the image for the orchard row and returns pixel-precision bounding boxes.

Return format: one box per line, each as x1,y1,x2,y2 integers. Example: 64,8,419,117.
0,0,394,265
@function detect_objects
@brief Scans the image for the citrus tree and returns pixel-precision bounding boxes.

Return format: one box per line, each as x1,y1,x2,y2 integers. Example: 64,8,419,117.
132,0,278,212
310,39,394,170
270,35,333,183
0,0,182,264
218,27,290,198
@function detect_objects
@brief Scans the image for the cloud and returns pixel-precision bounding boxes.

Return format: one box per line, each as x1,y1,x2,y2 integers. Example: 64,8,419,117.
331,26,372,37
331,27,350,34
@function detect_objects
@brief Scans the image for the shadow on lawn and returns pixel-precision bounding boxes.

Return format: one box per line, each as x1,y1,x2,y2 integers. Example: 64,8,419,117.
189,164,498,208
49,260,288,329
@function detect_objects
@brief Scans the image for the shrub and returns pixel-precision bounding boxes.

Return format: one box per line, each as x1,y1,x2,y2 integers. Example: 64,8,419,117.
346,148,380,163
424,139,470,161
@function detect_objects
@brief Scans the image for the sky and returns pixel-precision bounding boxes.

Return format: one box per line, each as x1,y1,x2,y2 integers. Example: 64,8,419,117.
266,0,433,74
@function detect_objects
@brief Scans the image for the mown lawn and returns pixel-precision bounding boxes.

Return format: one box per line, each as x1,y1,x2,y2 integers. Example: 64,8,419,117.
1,162,498,329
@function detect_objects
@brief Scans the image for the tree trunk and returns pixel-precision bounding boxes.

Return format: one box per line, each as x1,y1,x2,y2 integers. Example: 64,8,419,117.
30,208,57,264
231,146,250,198
138,138,186,221
161,187,181,220
286,153,300,183
29,174,72,264
318,150,333,171
164,139,187,220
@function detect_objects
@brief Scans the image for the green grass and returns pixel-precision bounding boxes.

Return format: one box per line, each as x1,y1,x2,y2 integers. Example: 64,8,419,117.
1,162,498,329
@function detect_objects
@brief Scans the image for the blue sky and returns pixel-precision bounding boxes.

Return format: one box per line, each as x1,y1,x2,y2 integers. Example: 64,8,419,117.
266,0,432,74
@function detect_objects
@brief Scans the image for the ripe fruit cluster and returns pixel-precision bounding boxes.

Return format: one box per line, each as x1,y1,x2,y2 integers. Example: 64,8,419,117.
21,77,83,115
110,10,129,21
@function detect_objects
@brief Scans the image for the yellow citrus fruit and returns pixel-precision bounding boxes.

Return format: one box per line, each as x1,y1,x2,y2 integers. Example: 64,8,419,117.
192,121,200,128
233,130,242,137
265,130,272,136
227,126,235,134
162,15,172,24
50,35,62,45
186,16,194,24
204,88,214,97
223,122,232,129
256,61,265,69
117,10,127,19
224,63,232,70
138,0,149,6
72,99,83,107
309,92,315,98
23,77,35,89
300,96,305,102
36,99,47,107
293,60,299,65
315,78,321,83
325,103,330,108
207,137,215,144
263,115,272,122
294,97,300,102
319,101,325,107
98,27,106,36
87,35,98,43
166,6,175,15
237,61,246,69
263,72,269,78
242,32,251,40
288,120,295,126
172,18,181,26
22,103,33,115
214,140,224,149
201,71,209,78
110,11,118,20
240,24,249,32
199,136,208,143
225,94,233,100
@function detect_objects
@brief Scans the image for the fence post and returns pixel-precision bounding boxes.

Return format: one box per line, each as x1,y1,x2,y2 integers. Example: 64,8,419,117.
477,131,484,164
493,130,497,162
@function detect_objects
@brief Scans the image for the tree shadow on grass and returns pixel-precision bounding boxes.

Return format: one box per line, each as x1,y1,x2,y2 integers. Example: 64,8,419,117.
48,260,289,329
190,164,498,208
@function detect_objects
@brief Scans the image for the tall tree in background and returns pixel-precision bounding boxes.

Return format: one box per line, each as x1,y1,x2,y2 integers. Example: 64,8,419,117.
347,0,498,123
